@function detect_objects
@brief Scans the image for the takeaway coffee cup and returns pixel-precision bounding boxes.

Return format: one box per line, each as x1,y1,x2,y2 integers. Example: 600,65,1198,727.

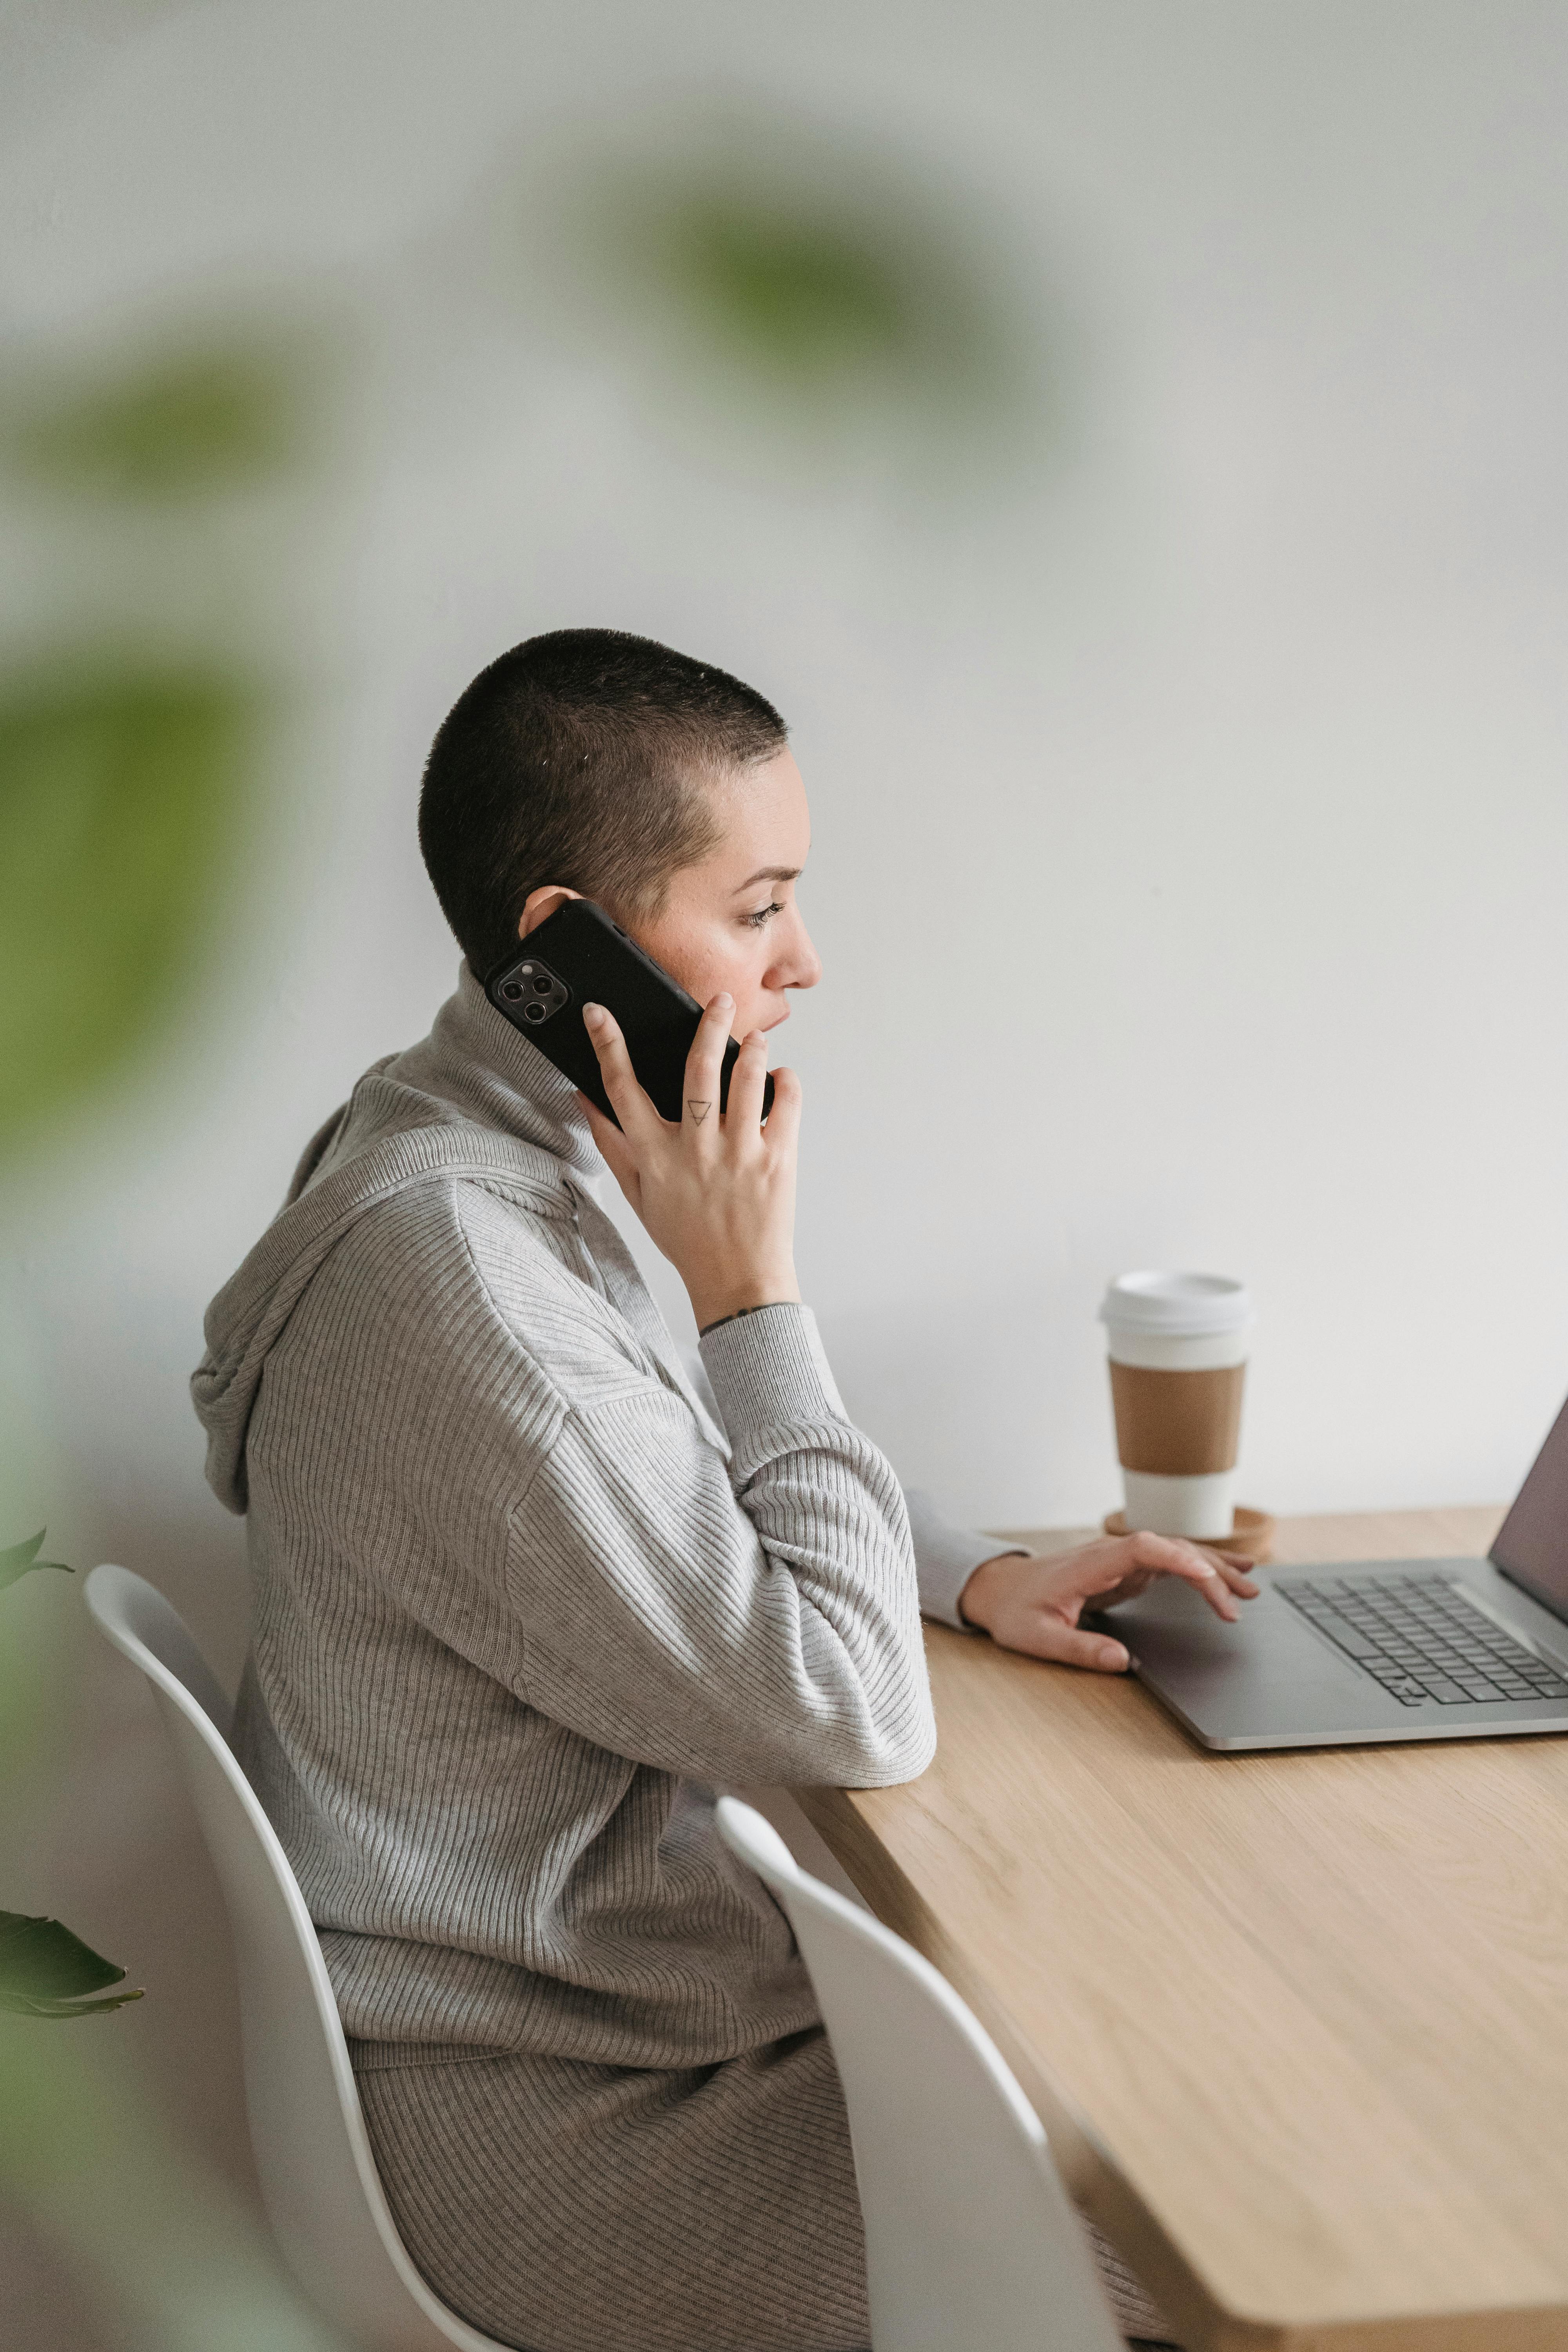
1099,1272,1255,1540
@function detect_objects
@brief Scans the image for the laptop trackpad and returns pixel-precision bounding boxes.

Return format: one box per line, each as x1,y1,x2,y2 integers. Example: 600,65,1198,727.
1095,1578,1375,1743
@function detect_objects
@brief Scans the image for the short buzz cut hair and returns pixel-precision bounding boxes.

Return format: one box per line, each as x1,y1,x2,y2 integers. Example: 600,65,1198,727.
417,627,788,979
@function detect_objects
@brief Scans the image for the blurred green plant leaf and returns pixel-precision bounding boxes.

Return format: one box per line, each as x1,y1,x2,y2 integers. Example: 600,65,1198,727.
0,661,256,1151
0,1531,71,1593
7,341,307,499
656,197,917,383
0,2027,353,2347
0,1913,143,2019
562,125,1040,463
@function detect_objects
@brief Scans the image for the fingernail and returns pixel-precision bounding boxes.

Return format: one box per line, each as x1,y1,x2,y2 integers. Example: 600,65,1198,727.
583,1002,606,1027
1103,1644,1129,1671
714,992,733,1010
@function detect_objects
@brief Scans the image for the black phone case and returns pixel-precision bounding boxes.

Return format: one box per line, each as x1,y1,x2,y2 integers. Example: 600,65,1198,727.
484,899,775,1130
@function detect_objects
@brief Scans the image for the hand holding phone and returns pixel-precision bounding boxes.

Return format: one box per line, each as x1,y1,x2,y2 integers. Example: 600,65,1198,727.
577,991,802,1335
486,898,773,1127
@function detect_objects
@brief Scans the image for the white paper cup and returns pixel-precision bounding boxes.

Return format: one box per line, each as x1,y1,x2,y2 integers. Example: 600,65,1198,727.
1100,1273,1255,1539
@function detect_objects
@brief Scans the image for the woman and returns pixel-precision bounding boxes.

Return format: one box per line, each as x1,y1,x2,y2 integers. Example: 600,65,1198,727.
193,629,1252,2352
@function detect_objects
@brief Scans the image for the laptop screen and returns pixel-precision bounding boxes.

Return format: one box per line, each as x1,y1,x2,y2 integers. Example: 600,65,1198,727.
1490,1392,1568,1620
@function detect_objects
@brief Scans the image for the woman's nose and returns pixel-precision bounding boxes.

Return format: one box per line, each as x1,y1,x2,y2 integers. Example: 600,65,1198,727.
769,915,822,994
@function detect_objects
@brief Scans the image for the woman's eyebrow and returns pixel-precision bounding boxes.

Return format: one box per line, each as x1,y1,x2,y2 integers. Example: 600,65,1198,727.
733,865,801,893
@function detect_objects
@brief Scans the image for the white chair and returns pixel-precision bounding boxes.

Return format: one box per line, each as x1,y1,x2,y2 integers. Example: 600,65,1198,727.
716,1797,1127,2352
84,1563,512,2352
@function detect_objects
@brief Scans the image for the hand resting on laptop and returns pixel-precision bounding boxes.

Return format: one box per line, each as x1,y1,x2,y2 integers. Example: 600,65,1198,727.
958,1531,1258,1673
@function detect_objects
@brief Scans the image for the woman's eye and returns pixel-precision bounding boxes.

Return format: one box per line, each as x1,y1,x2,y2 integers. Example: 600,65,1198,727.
742,901,783,930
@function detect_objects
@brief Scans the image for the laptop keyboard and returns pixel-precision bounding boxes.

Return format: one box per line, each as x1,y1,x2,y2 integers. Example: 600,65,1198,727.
1281,1573,1568,1707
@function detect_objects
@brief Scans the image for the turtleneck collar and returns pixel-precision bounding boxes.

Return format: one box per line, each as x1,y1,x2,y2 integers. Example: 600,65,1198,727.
387,962,604,1181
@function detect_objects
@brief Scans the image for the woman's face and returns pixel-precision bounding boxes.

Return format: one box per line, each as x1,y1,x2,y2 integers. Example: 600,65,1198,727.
520,747,822,1041
630,748,821,1037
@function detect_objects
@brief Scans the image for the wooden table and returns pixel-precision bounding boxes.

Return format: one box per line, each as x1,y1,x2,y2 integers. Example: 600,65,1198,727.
799,1507,1568,2352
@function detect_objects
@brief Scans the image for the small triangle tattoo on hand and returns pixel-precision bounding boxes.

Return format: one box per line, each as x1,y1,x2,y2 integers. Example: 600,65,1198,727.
686,1100,712,1125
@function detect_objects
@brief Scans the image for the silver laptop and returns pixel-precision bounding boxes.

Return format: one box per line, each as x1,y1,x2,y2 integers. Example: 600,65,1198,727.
1099,1394,1568,1751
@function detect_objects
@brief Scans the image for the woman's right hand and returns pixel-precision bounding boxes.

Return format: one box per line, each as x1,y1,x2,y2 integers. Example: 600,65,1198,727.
959,1532,1258,1670
577,992,803,1332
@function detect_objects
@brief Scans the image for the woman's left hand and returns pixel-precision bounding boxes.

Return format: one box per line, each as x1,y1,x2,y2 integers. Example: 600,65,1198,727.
957,1531,1259,1673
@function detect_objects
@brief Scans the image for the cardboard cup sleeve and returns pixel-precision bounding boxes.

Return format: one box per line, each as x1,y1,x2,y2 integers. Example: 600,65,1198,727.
1108,1362,1245,1478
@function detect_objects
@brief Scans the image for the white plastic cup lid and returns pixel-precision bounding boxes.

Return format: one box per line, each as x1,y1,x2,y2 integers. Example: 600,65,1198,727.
1098,1270,1254,1338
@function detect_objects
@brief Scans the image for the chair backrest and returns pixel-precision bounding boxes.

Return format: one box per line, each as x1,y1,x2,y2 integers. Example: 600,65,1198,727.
716,1798,1125,2352
84,1564,510,2352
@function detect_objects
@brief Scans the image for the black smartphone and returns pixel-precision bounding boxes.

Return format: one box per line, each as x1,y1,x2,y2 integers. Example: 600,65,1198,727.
485,899,775,1129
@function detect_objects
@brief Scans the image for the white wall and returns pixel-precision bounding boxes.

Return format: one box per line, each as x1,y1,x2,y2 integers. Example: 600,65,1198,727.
6,0,1568,1548
4,4,1566,2338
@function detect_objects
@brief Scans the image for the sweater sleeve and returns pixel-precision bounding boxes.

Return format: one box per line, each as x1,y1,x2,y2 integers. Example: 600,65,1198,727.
904,1487,1029,1631
501,1299,936,1790
675,1348,1016,1635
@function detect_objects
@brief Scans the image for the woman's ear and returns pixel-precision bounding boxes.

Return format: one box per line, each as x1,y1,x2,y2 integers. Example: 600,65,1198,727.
519,885,583,939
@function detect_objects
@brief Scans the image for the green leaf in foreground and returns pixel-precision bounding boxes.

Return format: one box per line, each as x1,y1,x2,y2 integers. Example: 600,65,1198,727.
0,1532,71,1594
0,1913,143,2020
6,340,308,499
0,661,256,1150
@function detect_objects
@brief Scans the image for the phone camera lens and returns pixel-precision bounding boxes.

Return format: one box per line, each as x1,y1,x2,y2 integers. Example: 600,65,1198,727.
501,980,524,1001
533,975,554,994
523,1002,547,1023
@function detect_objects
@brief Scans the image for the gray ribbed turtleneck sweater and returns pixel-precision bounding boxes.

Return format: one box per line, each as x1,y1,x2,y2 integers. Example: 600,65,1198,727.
191,967,1002,2070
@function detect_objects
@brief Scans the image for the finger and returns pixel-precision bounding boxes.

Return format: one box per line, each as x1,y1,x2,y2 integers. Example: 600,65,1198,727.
1057,1533,1213,1600
1097,1568,1155,1607
1011,1614,1132,1673
1202,1549,1260,1599
1124,1531,1239,1619
1194,1571,1242,1621
581,1004,663,1144
1125,1530,1223,1583
760,1063,802,1154
578,1093,640,1202
724,1028,770,1137
681,993,732,1145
